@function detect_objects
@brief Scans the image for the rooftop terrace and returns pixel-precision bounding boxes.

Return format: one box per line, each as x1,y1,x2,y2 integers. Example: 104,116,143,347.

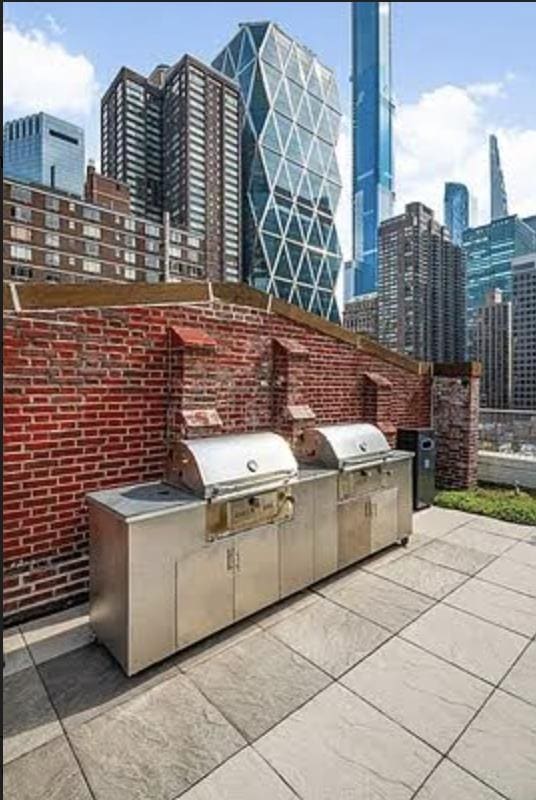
4,507,536,800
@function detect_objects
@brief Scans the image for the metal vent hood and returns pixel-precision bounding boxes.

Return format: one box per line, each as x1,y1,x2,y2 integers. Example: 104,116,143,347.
297,423,391,470
167,431,298,500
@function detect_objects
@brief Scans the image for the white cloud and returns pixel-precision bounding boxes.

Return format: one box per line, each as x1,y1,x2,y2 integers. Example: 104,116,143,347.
45,14,65,37
3,22,98,117
467,81,505,99
394,79,536,223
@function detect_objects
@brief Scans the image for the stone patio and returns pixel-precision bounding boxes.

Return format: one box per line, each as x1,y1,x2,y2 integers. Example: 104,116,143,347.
3,507,536,800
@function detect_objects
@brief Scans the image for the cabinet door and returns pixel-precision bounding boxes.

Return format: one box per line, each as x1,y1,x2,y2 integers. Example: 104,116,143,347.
314,474,338,580
338,498,371,568
370,488,399,553
235,524,279,620
176,540,235,649
279,481,315,598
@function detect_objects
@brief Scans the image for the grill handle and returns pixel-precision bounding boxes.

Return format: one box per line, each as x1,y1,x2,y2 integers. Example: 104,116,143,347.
206,473,297,502
339,458,387,472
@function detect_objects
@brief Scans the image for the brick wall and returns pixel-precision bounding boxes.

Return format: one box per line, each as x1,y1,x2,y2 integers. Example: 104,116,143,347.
433,363,481,490
3,282,433,623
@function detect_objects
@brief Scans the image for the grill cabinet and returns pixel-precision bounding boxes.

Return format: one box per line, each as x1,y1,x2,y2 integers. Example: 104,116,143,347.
296,423,413,568
89,425,413,675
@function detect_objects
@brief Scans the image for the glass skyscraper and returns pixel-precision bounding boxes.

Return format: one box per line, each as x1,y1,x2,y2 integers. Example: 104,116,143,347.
489,134,508,221
3,112,85,197
463,215,536,355
213,22,343,322
444,182,469,246
348,1,394,301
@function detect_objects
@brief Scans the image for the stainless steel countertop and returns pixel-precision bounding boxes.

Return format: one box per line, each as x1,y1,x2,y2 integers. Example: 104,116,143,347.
87,481,204,521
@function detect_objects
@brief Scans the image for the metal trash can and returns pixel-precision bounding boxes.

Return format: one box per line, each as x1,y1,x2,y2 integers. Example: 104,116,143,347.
396,428,436,510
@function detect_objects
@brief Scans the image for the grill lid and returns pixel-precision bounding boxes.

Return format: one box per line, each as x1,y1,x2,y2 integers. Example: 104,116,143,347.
167,431,298,500
297,423,391,469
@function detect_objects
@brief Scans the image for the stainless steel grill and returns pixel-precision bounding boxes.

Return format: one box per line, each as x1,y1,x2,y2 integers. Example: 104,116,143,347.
166,431,298,500
296,423,391,470
294,422,414,572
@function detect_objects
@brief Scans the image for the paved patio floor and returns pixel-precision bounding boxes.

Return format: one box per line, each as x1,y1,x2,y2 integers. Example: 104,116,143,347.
4,507,536,800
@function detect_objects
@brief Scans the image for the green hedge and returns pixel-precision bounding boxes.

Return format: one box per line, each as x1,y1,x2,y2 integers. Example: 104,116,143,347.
435,485,536,526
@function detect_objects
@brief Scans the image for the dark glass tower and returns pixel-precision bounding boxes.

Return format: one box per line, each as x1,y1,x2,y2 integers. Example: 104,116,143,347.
348,1,394,301
444,182,469,246
489,134,508,221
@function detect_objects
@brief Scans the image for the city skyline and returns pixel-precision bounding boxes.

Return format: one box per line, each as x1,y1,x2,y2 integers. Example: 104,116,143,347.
4,1,536,265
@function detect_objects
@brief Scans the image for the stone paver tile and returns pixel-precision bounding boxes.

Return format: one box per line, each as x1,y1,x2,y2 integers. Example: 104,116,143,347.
253,590,319,630
414,759,503,799
358,542,408,571
414,539,495,575
38,642,177,730
256,683,439,800
413,508,476,538
322,570,433,632
478,557,536,598
188,631,329,742
3,666,62,764
372,555,467,599
176,618,260,672
3,735,92,800
3,627,32,677
69,673,245,800
443,525,516,555
501,642,536,706
180,747,298,800
503,541,536,569
342,637,491,752
451,690,536,800
21,603,93,664
401,604,527,684
446,577,536,637
468,516,536,541
268,596,390,677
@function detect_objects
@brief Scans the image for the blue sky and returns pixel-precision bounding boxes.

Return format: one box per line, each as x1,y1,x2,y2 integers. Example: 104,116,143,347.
4,1,536,248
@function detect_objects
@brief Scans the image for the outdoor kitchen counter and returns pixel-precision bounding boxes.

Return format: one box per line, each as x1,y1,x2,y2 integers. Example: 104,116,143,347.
87,481,204,522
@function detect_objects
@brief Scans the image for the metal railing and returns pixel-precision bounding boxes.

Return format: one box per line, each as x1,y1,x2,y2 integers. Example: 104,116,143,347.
479,408,536,456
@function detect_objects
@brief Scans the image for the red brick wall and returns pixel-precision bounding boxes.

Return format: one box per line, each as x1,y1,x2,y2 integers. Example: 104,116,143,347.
3,297,431,622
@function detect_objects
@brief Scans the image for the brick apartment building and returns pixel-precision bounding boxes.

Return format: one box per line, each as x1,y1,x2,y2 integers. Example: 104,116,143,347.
3,173,207,285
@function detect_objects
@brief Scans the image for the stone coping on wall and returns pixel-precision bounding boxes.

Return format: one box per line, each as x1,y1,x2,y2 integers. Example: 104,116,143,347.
434,362,482,378
4,280,433,376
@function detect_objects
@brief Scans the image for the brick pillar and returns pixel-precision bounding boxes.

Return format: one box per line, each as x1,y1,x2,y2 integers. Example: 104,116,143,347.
167,325,222,440
432,362,481,489
272,338,316,447
363,372,397,445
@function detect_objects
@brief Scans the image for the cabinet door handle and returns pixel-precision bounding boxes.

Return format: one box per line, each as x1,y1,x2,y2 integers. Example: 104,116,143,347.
235,548,240,572
226,547,234,572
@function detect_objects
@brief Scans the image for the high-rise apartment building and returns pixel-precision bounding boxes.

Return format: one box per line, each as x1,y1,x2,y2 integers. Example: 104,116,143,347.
463,215,536,355
3,175,205,285
348,1,394,300
101,55,241,281
3,112,85,197
475,289,512,408
489,134,508,221
512,252,536,409
101,67,164,221
213,22,343,321
343,293,379,338
378,202,465,362
443,182,469,246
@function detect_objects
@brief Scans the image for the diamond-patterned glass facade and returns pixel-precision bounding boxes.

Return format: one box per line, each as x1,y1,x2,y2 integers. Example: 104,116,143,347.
213,23,343,322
